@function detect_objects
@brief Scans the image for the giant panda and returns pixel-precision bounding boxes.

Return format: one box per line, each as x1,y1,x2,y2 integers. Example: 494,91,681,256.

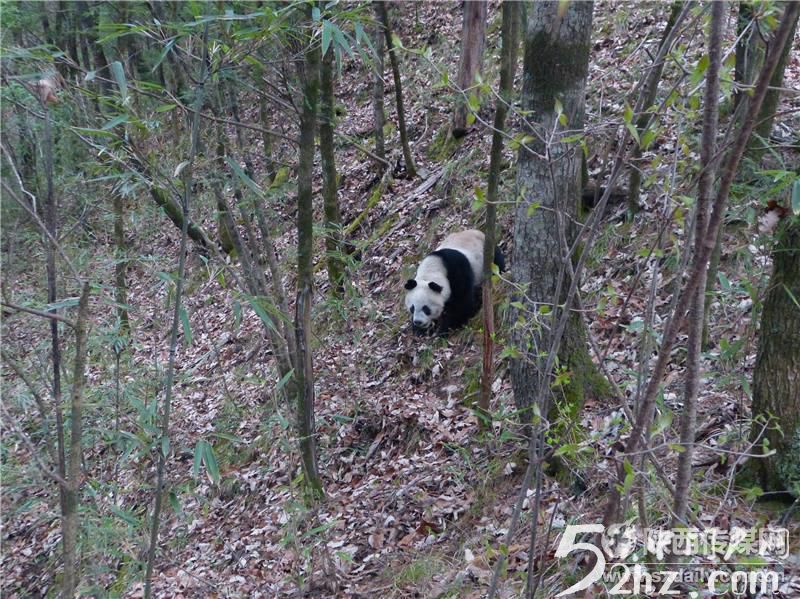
404,229,505,334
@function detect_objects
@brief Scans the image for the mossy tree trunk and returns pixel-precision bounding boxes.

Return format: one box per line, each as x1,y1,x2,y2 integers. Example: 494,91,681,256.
320,46,345,295
452,0,488,138
747,219,800,495
295,4,324,500
509,1,608,420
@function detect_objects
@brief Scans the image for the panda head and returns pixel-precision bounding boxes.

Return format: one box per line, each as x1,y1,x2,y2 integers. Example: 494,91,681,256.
404,278,445,330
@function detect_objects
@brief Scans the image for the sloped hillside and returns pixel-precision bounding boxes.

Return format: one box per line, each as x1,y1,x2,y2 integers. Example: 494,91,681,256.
2,2,799,598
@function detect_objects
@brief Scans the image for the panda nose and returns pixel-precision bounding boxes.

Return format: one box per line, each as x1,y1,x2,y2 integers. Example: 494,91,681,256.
413,317,425,326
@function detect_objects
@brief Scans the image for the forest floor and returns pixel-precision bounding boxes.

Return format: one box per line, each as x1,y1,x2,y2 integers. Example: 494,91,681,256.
2,2,800,598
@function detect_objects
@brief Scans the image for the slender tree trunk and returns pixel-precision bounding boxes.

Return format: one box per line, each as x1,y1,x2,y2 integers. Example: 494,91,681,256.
375,1,417,178
113,193,129,332
295,4,324,500
61,282,91,598
372,20,386,164
40,96,72,597
510,1,607,420
672,1,724,525
480,0,519,415
319,47,344,294
452,0,488,138
626,1,684,218
747,219,800,494
144,26,208,596
603,1,800,528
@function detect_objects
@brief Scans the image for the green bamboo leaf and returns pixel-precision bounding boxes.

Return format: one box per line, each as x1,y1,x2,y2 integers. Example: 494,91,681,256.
225,156,264,197
244,295,279,335
322,20,333,57
275,369,295,393
151,38,177,73
179,306,192,346
111,60,128,104
333,25,353,58
792,180,800,215
203,442,220,484
101,115,128,130
192,441,204,478
210,432,242,443
168,491,183,516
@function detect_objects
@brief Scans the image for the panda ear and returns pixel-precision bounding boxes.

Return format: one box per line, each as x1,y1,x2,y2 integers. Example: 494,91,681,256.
404,279,417,290
428,282,443,293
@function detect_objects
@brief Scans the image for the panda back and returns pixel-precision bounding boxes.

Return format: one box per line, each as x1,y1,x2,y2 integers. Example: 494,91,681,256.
437,229,484,282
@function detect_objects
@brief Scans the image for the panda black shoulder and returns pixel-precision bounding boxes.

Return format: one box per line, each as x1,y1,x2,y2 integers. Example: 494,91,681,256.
429,249,475,294
429,248,479,331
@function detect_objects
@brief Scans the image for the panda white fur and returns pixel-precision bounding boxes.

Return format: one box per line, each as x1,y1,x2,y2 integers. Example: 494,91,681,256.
404,229,505,333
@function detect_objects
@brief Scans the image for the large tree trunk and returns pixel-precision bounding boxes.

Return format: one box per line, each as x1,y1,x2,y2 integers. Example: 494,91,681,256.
510,1,607,419
295,4,324,500
748,219,800,494
451,0,488,138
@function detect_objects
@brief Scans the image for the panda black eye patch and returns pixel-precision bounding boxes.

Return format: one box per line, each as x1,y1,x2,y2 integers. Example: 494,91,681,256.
422,306,431,316
409,306,414,313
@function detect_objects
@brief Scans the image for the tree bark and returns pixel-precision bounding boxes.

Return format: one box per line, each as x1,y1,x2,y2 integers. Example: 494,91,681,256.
319,47,345,294
748,219,800,494
672,1,723,525
375,1,417,178
452,0,488,138
510,0,607,419
61,282,91,598
295,4,324,500
41,98,70,596
481,0,519,416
